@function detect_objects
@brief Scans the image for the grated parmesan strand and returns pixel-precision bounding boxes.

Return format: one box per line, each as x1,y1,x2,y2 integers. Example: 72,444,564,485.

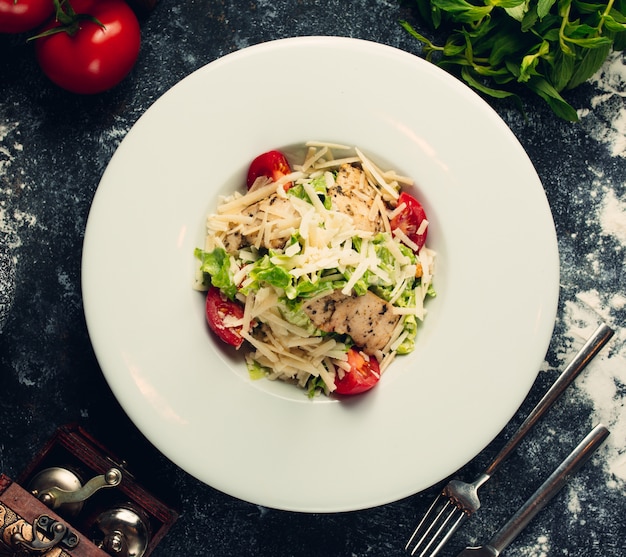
199,143,435,395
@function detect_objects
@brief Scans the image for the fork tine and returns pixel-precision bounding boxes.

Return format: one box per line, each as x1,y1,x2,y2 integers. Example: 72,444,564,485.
405,493,447,551
410,502,458,557
426,510,467,557
405,494,466,557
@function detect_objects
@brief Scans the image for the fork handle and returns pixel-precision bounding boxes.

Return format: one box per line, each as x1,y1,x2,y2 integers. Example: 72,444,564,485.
487,424,609,553
482,323,613,479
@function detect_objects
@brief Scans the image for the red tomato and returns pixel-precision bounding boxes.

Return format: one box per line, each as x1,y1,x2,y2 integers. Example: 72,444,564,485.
205,286,245,348
0,0,54,34
390,192,429,252
246,150,292,190
334,347,381,395
34,0,140,94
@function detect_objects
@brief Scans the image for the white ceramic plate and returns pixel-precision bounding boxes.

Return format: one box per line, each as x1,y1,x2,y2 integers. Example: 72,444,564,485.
82,37,559,512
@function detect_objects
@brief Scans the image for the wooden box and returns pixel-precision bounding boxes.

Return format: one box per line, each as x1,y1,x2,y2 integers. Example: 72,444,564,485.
0,424,177,557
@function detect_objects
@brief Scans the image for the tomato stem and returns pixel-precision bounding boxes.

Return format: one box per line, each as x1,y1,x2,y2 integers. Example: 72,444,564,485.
28,0,105,41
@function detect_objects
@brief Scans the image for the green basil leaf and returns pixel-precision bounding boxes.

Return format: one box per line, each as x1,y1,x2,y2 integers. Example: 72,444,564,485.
573,1,607,14
400,20,443,59
432,0,493,23
537,0,558,18
402,0,622,120
432,4,443,27
442,38,467,56
505,58,521,77
519,40,551,81
492,71,518,84
505,3,528,21
533,13,562,34
566,41,612,88
564,35,614,48
488,0,525,8
547,47,576,90
461,66,519,97
413,0,440,28
526,76,579,120
604,15,626,32
566,22,604,38
609,7,626,24
558,0,573,17
542,27,561,40
521,4,539,30
614,30,626,49
488,31,530,65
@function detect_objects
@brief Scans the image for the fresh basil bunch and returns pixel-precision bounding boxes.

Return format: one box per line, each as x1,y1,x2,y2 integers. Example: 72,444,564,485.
402,0,626,120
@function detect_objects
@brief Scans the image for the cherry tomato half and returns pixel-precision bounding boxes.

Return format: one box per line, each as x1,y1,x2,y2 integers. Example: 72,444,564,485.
334,347,381,395
390,191,429,252
0,0,54,34
205,286,245,348
246,150,292,190
34,0,140,94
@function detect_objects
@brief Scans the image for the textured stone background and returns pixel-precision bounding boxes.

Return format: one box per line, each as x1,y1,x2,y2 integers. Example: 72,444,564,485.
1,1,624,556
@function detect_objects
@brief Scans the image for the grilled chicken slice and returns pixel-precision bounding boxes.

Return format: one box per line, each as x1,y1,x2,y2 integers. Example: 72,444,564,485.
303,289,400,354
328,164,384,234
223,193,300,253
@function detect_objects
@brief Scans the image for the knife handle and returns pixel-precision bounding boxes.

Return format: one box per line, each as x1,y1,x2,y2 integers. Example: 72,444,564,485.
483,323,613,478
488,423,610,553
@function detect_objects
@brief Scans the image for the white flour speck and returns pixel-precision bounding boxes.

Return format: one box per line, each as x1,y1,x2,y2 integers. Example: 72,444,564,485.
0,122,19,175
566,486,582,516
600,188,626,244
577,51,626,158
553,48,626,521
513,534,550,556
0,119,38,250
0,200,38,250
559,294,626,489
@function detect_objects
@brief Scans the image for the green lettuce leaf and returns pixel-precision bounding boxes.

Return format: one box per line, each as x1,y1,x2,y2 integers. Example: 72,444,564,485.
287,174,331,209
194,247,237,299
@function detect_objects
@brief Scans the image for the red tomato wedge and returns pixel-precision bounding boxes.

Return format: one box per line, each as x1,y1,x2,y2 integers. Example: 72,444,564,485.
246,150,292,190
205,286,245,348
390,191,429,252
334,347,381,395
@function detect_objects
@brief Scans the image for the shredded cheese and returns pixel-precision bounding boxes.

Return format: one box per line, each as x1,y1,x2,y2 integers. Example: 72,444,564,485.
198,143,436,396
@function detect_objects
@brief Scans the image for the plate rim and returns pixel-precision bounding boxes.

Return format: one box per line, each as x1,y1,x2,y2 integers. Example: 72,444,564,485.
82,35,559,512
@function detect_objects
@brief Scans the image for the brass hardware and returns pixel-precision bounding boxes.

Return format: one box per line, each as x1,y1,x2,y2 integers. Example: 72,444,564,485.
92,506,150,557
11,515,79,554
29,467,123,516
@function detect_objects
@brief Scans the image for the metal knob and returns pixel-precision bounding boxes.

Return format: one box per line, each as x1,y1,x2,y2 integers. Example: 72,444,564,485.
92,506,150,557
28,466,84,516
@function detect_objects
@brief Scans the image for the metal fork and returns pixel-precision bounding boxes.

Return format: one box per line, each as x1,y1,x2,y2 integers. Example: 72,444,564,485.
405,322,614,557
